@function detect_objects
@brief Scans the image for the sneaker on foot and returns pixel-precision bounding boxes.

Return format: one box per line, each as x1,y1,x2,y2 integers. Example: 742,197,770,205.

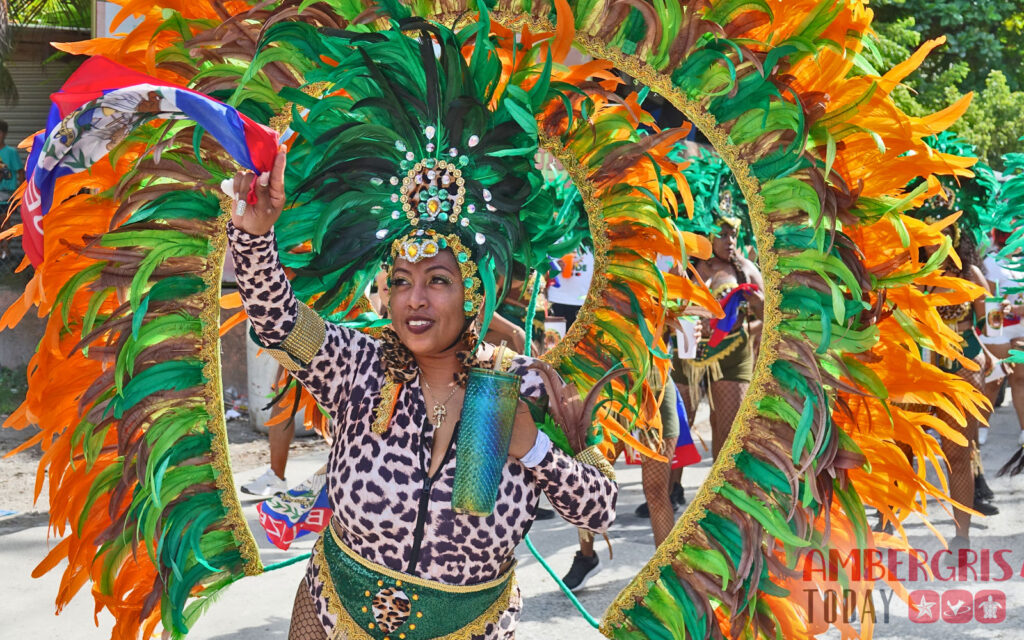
974,499,999,516
975,474,995,502
241,467,287,497
534,507,556,520
562,551,601,592
670,483,686,508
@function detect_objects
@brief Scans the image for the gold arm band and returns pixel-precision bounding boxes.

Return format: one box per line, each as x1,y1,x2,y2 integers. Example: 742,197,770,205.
575,445,616,481
263,302,326,372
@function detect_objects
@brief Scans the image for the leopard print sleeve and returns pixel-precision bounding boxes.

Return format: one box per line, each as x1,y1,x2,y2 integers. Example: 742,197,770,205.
227,222,376,419
527,447,618,533
506,355,618,533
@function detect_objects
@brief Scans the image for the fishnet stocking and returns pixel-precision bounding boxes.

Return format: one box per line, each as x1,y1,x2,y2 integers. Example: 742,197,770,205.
940,363,985,540
677,383,695,425
675,381,749,459
289,581,328,640
709,380,748,459
610,437,676,548
640,438,677,547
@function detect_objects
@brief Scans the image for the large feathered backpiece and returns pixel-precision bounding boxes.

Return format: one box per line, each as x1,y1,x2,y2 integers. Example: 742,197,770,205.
0,0,990,638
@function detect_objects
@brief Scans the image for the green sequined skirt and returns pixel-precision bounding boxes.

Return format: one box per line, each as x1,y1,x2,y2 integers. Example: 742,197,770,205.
314,525,516,640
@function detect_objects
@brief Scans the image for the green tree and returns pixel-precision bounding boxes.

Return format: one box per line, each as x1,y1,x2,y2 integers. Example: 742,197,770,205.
869,0,1024,168
873,0,1024,94
0,0,90,104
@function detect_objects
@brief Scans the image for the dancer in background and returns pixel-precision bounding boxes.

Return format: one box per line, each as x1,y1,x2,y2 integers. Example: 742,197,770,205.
928,223,1000,552
678,217,763,458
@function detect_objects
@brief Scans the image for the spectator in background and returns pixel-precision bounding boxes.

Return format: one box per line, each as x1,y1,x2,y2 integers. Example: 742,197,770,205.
0,120,23,203
548,248,593,327
0,120,24,261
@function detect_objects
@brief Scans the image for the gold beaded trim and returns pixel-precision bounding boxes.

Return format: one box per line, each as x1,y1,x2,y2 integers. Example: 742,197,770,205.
206,213,263,576
372,380,401,435
468,11,779,637
263,302,327,371
575,445,617,481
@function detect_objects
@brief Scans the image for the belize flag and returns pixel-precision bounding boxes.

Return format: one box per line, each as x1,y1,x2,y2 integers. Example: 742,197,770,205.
256,466,333,551
20,56,279,265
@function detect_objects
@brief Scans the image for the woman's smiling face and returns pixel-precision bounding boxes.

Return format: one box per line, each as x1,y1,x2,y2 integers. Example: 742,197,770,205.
389,249,467,358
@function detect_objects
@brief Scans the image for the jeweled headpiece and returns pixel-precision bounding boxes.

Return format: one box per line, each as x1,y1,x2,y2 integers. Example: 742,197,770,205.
268,16,558,332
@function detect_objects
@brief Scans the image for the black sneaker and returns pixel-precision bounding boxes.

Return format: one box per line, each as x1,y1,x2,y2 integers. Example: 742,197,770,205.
974,499,999,516
534,507,556,520
636,484,687,518
975,474,995,502
562,551,601,592
670,483,686,508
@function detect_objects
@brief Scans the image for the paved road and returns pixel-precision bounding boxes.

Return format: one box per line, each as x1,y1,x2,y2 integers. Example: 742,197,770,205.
3,402,1024,638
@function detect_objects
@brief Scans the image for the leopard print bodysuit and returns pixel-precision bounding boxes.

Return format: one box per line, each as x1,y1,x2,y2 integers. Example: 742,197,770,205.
228,224,618,638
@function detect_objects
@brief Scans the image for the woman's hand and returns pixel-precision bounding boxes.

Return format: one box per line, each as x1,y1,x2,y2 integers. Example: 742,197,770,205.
230,145,287,236
509,402,540,459
982,348,999,378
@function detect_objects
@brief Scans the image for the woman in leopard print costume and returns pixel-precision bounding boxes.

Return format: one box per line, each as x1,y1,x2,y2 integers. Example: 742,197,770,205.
230,142,618,639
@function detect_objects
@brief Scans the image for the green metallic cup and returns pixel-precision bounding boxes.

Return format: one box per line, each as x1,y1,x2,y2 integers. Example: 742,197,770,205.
452,367,521,516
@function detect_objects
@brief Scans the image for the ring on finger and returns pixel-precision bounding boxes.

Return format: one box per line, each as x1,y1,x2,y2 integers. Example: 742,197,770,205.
233,198,247,217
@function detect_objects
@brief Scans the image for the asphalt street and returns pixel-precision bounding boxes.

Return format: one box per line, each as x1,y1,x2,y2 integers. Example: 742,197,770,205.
3,401,1024,639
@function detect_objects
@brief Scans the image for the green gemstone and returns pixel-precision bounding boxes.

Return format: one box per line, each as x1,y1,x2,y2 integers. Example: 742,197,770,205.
457,252,467,263
439,213,449,221
459,155,469,166
439,189,449,198
439,238,448,248
463,278,473,288
425,158,436,168
428,185,438,196
464,301,473,312
418,202,427,212
441,200,451,212
400,160,410,170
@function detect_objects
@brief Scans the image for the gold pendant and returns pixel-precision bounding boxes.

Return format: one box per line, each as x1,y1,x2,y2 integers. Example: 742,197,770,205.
432,403,447,427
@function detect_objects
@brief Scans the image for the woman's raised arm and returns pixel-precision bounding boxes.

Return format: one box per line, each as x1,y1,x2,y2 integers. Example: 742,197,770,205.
227,152,376,421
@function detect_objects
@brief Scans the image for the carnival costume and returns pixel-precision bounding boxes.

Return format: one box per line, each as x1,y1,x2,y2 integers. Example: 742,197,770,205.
0,1,998,639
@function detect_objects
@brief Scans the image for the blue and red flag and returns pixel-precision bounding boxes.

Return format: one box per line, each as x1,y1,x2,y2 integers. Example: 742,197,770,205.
20,56,279,265
707,283,760,347
256,466,333,551
672,389,700,468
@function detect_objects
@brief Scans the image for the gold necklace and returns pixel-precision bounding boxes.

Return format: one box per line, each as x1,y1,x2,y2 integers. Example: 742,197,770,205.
421,377,459,427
